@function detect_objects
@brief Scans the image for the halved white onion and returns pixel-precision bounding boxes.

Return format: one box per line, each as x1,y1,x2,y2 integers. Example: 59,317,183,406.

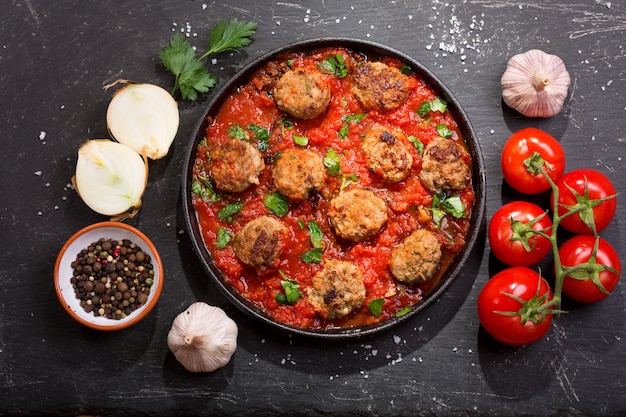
105,80,179,160
73,139,148,219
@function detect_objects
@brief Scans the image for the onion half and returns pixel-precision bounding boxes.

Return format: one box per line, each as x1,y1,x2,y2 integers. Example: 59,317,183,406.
105,80,179,159
73,139,148,220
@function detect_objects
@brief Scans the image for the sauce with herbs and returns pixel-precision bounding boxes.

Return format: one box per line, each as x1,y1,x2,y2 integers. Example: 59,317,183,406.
191,46,475,330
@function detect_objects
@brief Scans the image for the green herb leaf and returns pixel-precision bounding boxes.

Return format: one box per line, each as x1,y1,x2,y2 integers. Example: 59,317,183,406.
247,124,270,151
300,248,323,263
339,113,366,138
442,195,467,218
216,228,232,249
408,136,424,156
417,97,447,117
395,306,411,318
308,221,324,249
264,192,289,216
158,19,256,101
368,298,385,317
217,200,243,223
436,124,454,138
203,19,258,58
276,274,301,305
293,134,309,146
340,174,358,191
324,148,342,176
158,33,217,101
192,176,221,203
228,125,247,140
318,54,348,78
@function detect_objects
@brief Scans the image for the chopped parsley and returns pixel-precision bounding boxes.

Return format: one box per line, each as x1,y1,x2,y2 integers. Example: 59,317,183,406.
300,248,323,263
228,125,247,140
215,228,232,249
431,193,466,227
408,135,424,156
275,272,301,305
293,134,309,146
301,221,324,263
417,97,448,117
436,124,454,138
395,306,412,318
317,54,348,78
324,148,342,176
368,298,385,317
191,176,221,203
217,201,243,223
247,124,270,151
264,191,289,216
338,113,366,139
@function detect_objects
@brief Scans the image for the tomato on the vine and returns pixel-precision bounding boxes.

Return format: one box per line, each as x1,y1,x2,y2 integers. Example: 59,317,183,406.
559,235,622,303
488,201,552,267
478,267,553,346
501,128,566,194
552,168,617,235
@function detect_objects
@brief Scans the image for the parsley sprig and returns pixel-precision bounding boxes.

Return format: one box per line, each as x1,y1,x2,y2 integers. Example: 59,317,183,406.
158,18,257,101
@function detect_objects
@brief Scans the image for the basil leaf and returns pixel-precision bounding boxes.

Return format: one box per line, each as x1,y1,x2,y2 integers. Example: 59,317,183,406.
442,195,466,218
247,124,270,151
408,136,424,156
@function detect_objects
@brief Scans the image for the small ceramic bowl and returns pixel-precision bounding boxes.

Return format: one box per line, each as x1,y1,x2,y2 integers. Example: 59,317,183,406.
54,222,163,330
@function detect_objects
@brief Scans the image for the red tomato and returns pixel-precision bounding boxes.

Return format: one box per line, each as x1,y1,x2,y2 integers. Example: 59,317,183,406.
488,201,553,266
559,235,622,303
501,128,566,194
552,169,617,234
478,267,553,346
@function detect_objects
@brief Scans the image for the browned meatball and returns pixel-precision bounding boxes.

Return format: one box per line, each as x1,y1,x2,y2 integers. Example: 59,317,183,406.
210,138,264,193
351,61,411,111
362,125,413,183
329,188,388,242
233,216,287,268
390,229,442,284
306,260,366,320
274,68,331,119
419,138,471,193
272,148,326,200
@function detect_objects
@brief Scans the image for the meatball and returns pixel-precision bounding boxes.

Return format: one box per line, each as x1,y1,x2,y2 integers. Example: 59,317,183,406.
210,138,264,193
233,216,287,268
390,229,442,284
362,125,413,183
272,148,327,200
274,68,331,119
329,188,388,242
419,138,471,193
307,260,366,320
351,61,411,111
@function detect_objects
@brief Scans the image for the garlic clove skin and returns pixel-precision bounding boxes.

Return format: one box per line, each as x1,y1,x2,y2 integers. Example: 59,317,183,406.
105,80,179,160
73,139,148,219
167,302,238,373
501,49,571,118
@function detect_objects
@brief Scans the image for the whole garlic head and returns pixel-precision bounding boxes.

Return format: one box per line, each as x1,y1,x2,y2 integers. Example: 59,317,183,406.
501,49,571,118
167,302,238,372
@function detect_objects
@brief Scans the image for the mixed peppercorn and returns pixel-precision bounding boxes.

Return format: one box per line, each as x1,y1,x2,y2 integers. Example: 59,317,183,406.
70,237,154,320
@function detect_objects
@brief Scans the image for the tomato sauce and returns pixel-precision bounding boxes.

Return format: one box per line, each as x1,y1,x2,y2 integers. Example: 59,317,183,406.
191,46,475,330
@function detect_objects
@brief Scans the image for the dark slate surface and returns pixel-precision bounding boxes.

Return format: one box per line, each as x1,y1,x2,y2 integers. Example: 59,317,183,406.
1,1,625,416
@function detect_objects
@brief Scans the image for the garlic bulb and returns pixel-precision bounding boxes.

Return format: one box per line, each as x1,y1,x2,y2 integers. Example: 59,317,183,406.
501,49,571,118
105,80,179,160
167,302,238,373
73,139,148,220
